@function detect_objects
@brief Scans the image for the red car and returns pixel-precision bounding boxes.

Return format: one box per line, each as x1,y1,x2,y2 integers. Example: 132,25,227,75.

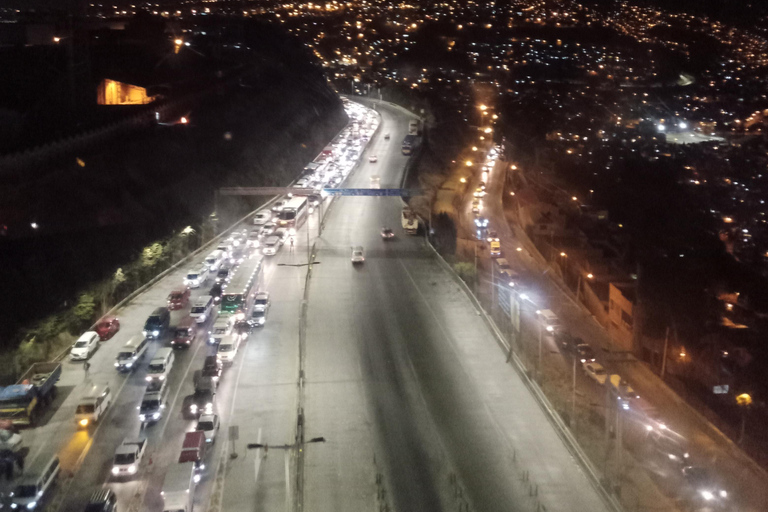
167,288,191,310
171,317,197,348
94,316,120,341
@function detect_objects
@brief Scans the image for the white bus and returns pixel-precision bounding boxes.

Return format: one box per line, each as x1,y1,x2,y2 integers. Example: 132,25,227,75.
276,196,309,233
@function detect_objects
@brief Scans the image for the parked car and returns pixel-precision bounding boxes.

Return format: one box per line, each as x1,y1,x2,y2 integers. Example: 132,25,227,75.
575,344,596,363
71,331,100,361
583,362,608,385
94,316,120,341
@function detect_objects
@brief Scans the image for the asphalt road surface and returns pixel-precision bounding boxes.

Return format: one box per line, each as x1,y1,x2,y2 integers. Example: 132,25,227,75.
16,99,613,512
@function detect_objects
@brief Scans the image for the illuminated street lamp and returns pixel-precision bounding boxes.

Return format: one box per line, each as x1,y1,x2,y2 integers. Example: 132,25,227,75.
459,177,467,183
465,160,473,167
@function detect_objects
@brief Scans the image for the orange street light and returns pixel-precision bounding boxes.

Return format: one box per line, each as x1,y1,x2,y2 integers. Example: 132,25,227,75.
459,177,467,183
560,252,567,257
175,38,183,46
465,160,473,167
586,273,594,279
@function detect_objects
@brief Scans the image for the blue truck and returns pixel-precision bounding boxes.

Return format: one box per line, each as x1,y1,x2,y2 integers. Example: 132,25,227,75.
0,362,62,426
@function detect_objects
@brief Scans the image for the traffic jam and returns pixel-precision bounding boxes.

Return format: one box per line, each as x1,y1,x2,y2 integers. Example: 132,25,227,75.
473,145,732,511
0,99,380,512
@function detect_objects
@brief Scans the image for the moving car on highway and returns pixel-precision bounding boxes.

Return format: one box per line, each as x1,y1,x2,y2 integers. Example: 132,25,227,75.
143,307,170,339
351,246,365,264
381,228,395,239
167,289,190,311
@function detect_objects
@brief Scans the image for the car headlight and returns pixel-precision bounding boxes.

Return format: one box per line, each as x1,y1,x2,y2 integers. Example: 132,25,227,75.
146,376,152,382
159,375,165,380
114,362,120,367
26,502,36,510
190,404,198,412
10,503,17,509
700,490,714,501
193,474,201,484
205,403,213,410
79,419,89,427
126,362,133,368
259,318,265,325
206,438,212,443
142,330,148,336
546,326,554,332
668,454,678,461
152,412,161,420
153,330,160,336
128,465,137,474
719,490,727,498
112,467,120,475
139,414,146,421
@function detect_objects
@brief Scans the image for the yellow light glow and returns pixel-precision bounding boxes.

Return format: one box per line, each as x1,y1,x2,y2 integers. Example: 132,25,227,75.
174,39,183,46
465,160,473,166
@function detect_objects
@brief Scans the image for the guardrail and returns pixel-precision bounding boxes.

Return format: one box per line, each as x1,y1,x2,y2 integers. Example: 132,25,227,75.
421,236,624,512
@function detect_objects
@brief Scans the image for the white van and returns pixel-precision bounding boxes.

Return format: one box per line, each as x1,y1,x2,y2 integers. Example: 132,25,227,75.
11,455,60,510
536,309,562,334
183,265,209,289
190,296,215,324
115,336,149,371
75,384,112,428
146,348,175,383
204,250,225,272
216,334,240,364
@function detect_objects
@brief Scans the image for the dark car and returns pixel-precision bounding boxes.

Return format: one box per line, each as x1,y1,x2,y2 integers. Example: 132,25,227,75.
83,489,117,512
555,332,581,353
681,466,728,505
381,228,395,239
575,344,596,363
209,283,224,304
94,316,120,341
143,308,170,340
202,356,223,383
183,389,216,419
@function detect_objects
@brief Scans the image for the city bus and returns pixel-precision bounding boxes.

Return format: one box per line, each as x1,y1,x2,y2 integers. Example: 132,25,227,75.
276,196,309,233
220,254,263,319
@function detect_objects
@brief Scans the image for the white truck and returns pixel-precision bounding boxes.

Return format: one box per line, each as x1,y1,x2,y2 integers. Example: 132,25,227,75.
111,437,147,477
401,207,418,235
161,461,197,512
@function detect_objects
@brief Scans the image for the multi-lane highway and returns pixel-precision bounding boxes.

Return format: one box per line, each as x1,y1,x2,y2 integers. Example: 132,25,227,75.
6,98,617,512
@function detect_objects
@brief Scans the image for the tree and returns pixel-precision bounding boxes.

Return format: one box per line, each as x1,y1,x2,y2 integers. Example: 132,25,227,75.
70,293,96,332
453,262,477,285
433,212,457,255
